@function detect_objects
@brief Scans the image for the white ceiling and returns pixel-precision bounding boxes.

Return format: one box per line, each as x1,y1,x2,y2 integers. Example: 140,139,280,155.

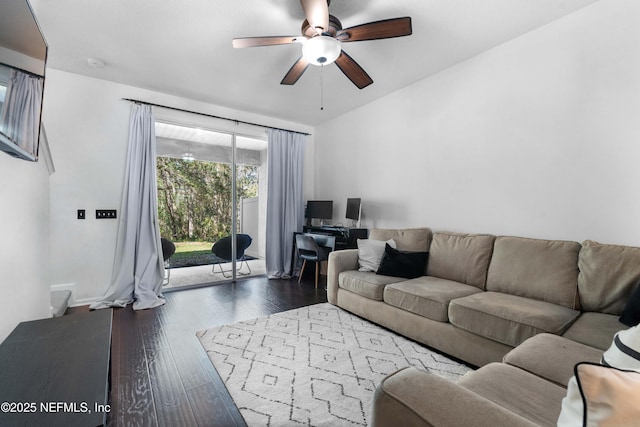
31,0,599,126
156,122,267,151
155,121,267,165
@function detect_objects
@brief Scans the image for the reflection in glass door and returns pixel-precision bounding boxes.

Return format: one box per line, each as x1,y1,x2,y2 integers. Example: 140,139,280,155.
154,122,267,289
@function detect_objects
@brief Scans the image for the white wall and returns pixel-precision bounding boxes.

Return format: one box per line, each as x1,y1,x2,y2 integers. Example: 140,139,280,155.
315,0,640,246
0,151,51,342
42,70,314,304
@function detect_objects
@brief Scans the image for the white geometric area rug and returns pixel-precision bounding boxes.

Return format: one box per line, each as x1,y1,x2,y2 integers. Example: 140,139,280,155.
196,303,472,427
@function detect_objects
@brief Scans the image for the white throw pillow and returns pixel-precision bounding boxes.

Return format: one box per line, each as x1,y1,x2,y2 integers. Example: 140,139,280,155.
357,239,396,272
557,326,640,426
601,325,640,370
557,363,640,427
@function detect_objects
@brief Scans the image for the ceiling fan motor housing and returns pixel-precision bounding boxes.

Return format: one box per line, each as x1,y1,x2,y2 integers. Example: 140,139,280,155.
302,14,342,38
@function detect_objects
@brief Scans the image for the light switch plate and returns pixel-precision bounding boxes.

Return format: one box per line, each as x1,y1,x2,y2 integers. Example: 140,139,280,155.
96,209,117,219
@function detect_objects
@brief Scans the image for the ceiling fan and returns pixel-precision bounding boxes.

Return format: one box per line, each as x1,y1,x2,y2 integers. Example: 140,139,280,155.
232,0,412,89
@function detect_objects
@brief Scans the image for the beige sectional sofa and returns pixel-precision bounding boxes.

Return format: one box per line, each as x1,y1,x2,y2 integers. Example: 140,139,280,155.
371,333,605,427
326,227,640,426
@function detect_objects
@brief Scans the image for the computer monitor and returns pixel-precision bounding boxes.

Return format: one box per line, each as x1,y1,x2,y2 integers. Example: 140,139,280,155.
305,200,333,224
346,198,361,227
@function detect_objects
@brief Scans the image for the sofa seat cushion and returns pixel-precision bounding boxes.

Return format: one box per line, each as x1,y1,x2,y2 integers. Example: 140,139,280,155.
338,270,405,301
561,312,628,350
449,292,580,347
503,334,603,387
459,363,566,427
383,276,482,322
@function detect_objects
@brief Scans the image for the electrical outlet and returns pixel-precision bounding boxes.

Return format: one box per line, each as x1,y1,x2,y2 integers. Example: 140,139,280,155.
77,209,85,220
96,209,117,219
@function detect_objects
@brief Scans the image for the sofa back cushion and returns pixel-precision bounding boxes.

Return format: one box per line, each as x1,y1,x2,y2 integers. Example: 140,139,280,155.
426,232,495,289
486,236,580,309
369,228,432,252
578,240,640,314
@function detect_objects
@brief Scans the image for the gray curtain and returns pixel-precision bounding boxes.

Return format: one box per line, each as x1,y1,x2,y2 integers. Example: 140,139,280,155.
0,68,43,156
91,103,165,310
265,129,306,278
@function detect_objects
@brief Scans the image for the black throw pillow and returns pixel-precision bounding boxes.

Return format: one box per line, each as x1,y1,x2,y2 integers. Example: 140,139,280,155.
376,244,429,279
620,283,640,327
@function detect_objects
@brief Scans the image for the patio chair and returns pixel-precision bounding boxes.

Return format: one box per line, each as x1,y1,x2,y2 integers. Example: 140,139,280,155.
161,238,176,286
211,234,253,278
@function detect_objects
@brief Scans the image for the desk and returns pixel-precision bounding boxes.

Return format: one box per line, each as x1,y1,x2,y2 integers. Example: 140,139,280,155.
291,228,368,277
0,309,112,427
303,232,336,251
302,226,368,250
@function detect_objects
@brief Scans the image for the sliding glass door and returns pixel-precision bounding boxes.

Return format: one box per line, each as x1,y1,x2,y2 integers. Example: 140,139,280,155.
155,121,267,289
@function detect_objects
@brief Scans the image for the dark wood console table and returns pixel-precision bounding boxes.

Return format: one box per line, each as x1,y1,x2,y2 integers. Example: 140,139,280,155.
0,309,112,427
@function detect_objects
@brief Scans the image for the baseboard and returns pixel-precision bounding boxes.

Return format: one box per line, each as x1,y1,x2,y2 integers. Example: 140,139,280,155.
71,296,100,308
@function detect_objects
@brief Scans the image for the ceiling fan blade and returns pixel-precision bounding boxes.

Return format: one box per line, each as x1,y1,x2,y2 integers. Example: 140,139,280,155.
300,0,329,35
232,36,304,48
281,56,311,85
337,17,412,42
334,51,373,89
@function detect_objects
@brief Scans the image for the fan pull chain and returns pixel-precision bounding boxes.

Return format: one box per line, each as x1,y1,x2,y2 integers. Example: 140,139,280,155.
320,65,324,111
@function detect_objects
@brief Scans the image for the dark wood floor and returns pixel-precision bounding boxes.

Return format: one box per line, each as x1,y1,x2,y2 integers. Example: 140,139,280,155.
70,276,327,427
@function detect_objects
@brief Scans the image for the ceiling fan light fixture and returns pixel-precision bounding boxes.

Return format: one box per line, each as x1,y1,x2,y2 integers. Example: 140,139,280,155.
302,36,341,66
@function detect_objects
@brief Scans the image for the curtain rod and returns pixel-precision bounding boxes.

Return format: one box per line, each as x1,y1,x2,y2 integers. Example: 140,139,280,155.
122,98,311,136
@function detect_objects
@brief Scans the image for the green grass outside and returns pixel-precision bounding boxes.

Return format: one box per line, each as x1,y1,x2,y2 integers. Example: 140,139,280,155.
174,241,212,254
169,241,213,267
167,240,255,269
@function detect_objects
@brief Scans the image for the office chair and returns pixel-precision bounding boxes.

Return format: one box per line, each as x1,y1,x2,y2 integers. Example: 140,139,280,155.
296,234,330,289
211,234,253,278
161,238,176,286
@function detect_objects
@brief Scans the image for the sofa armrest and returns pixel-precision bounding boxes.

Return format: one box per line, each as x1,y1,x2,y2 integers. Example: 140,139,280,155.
372,367,538,427
327,249,358,305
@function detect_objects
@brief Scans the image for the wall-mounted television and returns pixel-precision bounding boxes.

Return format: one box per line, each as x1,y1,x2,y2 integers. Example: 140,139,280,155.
0,0,48,161
345,198,362,227
305,200,333,226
